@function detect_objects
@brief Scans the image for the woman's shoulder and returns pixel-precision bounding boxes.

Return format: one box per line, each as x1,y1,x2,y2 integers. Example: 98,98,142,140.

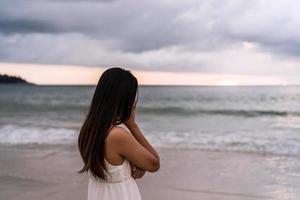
109,125,129,135
107,126,131,144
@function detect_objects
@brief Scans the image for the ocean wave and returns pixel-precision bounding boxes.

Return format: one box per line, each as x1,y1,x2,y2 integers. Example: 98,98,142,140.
138,107,300,117
0,125,77,145
1,124,299,157
146,130,300,157
271,115,300,129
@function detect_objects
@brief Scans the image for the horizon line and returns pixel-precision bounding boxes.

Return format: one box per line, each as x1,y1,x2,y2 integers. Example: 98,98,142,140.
7,83,299,87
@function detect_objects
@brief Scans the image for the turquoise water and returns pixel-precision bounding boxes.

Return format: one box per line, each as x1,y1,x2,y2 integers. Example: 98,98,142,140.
0,85,300,156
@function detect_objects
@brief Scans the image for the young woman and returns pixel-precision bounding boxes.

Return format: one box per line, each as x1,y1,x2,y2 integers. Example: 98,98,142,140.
78,67,160,200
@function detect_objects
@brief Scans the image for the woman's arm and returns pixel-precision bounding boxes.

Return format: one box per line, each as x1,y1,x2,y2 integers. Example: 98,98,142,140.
108,103,160,172
109,127,160,172
126,122,160,177
125,123,160,160
124,104,160,160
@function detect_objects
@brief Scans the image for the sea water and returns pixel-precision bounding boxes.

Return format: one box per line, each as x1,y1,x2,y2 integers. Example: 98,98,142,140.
0,85,300,157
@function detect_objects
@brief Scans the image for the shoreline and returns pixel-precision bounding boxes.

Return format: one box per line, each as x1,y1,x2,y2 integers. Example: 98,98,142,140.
1,143,299,159
1,144,299,200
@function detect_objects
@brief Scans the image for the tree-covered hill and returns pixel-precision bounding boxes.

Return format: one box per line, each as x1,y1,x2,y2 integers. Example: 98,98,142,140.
0,74,34,84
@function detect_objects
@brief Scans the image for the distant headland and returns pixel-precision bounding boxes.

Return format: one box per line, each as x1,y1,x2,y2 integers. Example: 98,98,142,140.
0,74,34,85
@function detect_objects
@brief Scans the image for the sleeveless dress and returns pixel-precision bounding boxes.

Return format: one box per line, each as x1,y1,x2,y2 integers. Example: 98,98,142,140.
87,159,142,200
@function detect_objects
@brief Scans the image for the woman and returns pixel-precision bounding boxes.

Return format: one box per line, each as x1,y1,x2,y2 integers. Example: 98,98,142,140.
78,67,160,200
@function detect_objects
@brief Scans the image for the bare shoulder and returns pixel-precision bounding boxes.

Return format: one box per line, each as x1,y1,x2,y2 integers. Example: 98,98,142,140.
106,126,132,145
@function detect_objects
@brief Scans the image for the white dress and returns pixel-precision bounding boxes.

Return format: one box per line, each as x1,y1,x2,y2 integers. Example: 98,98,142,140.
87,159,142,200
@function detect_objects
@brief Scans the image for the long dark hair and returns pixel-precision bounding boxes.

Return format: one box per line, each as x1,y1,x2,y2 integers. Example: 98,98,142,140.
78,67,138,179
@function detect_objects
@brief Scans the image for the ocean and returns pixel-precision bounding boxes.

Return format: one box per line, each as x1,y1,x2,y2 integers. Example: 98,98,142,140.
1,85,300,157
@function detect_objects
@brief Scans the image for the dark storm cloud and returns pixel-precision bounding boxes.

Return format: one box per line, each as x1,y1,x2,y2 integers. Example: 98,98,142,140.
0,0,300,74
0,0,220,52
0,17,61,34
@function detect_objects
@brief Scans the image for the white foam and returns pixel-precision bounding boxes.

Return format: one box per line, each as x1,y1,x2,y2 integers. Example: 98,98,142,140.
1,124,300,157
146,130,300,157
0,125,77,145
271,116,300,129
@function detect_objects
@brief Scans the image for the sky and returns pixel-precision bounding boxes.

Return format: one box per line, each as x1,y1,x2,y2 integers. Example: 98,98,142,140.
0,0,300,85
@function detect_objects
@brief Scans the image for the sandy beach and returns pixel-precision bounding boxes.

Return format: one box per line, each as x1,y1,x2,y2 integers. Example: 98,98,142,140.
1,144,299,200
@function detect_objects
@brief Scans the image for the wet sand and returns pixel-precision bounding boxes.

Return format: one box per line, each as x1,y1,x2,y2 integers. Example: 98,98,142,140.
0,144,299,200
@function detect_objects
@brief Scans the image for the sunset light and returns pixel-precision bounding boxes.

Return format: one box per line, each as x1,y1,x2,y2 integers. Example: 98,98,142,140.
0,62,291,86
214,80,241,86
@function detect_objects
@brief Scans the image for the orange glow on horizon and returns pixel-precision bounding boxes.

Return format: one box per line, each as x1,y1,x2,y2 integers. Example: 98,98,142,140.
0,63,104,85
0,62,287,86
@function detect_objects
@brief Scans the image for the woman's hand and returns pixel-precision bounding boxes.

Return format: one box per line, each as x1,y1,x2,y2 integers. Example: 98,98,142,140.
124,102,137,128
130,162,146,179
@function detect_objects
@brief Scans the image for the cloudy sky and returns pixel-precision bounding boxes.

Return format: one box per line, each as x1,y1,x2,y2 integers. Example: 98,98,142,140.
0,0,300,85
